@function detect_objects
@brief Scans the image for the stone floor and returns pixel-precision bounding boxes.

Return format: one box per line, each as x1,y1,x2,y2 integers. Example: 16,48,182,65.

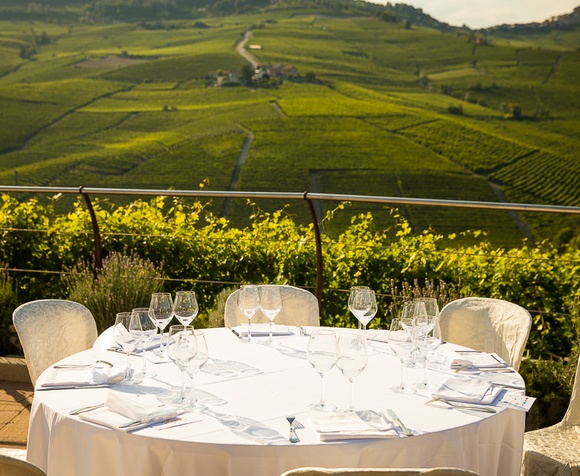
0,357,32,453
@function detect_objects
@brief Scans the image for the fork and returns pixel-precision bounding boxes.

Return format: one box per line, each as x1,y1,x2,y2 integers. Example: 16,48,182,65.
292,419,304,429
428,398,497,413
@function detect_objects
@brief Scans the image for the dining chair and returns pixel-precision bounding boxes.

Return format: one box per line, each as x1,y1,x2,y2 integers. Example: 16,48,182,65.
224,285,319,327
0,454,47,476
438,297,532,370
521,355,580,475
12,299,98,385
279,467,480,476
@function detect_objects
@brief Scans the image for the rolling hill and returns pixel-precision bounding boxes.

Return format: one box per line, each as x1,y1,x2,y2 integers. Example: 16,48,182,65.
0,0,578,248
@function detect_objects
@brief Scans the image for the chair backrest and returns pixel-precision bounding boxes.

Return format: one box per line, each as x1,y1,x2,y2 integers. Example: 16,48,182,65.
280,468,479,476
562,355,580,427
438,297,532,371
0,455,47,476
12,299,98,385
224,285,319,327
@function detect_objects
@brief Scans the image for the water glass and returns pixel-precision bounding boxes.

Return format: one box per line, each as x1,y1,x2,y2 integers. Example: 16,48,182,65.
259,285,282,344
150,292,174,357
113,311,142,385
336,332,368,412
166,325,197,406
132,307,158,379
238,285,260,343
307,329,338,411
388,317,416,394
185,330,209,412
174,291,199,326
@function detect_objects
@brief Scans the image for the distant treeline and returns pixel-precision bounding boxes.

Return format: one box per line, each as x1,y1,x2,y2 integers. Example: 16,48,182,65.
1,0,453,26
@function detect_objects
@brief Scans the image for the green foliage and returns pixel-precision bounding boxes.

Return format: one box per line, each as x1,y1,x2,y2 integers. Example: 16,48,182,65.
0,264,19,355
2,189,580,362
63,250,165,333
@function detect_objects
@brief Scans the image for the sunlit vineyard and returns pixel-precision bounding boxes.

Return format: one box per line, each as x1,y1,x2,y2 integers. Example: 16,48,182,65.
0,6,578,248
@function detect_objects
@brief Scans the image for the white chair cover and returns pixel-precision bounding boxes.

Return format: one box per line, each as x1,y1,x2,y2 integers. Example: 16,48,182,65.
0,454,47,476
280,467,480,476
12,299,98,385
522,356,580,475
224,285,319,327
438,297,532,371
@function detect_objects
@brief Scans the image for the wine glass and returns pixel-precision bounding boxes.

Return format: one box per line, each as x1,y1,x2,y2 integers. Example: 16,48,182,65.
185,330,209,412
150,292,174,357
132,307,158,379
259,285,282,344
412,315,442,390
307,329,338,411
388,317,416,394
166,325,197,406
113,311,142,385
336,332,368,412
238,285,260,343
348,286,374,334
174,291,199,326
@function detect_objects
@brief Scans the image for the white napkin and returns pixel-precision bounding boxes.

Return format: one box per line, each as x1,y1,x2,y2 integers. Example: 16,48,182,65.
450,351,507,369
79,392,178,432
40,364,124,388
313,412,397,441
233,324,293,337
365,330,390,343
433,376,502,404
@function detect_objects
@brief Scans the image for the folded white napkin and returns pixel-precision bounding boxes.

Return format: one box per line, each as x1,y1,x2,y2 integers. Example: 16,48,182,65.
313,412,397,441
41,364,124,388
365,330,390,343
450,351,507,369
233,324,293,337
79,392,178,431
433,376,502,404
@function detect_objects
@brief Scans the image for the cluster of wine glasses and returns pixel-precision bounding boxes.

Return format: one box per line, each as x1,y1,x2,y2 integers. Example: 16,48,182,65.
387,298,441,394
348,286,377,334
149,291,199,357
162,325,209,412
306,329,368,412
237,285,282,344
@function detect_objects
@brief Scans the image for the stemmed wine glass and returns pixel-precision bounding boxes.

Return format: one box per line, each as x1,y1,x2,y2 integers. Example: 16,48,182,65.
259,286,282,344
336,332,368,412
132,307,158,379
174,291,199,326
412,315,441,390
113,311,142,385
388,315,416,394
348,286,375,334
307,329,338,411
150,292,174,357
166,325,197,406
238,285,260,343
185,330,209,412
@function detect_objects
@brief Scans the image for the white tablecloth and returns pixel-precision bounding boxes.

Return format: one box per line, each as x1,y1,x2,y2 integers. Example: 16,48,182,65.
27,327,525,476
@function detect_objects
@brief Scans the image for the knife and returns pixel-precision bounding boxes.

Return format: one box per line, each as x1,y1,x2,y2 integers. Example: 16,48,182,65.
36,384,113,391
387,409,413,437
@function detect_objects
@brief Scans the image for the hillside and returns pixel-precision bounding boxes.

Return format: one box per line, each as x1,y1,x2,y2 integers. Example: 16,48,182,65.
0,2,578,248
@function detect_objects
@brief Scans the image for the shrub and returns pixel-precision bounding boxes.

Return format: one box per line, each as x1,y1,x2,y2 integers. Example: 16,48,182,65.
63,250,165,333
0,264,19,355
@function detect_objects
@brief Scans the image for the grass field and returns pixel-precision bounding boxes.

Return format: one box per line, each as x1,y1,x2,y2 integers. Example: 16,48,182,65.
0,10,578,247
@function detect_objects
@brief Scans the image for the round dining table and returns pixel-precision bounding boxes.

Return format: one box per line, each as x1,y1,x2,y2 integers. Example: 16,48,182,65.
26,326,526,476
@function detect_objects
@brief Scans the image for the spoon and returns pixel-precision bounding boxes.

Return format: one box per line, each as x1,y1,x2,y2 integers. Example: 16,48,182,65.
286,416,299,443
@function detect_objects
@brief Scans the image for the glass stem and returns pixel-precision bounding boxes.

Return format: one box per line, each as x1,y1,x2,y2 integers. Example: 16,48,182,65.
319,374,326,407
189,374,195,407
349,381,354,412
141,348,147,375
422,353,428,385
248,319,252,341
399,359,405,389
269,321,273,343
180,370,186,400
125,352,131,380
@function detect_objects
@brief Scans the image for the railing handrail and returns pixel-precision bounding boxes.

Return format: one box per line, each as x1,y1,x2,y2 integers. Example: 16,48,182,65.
2,185,579,303
1,185,579,214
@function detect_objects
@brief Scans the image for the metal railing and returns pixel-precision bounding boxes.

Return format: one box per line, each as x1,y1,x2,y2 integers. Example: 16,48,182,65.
1,185,579,303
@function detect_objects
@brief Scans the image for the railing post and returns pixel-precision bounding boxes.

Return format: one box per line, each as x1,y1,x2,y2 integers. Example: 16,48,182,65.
79,186,103,279
304,192,323,306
